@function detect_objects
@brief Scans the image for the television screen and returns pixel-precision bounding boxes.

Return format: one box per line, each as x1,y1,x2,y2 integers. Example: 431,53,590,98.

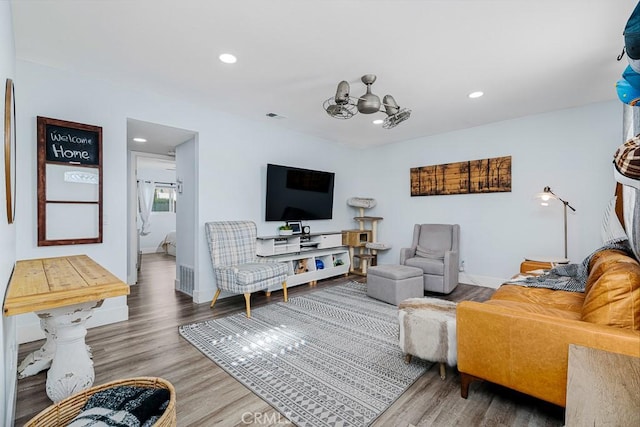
265,164,335,221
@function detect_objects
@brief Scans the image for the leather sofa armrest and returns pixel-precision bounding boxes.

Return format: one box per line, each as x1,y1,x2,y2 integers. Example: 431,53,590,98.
457,300,640,407
400,247,416,264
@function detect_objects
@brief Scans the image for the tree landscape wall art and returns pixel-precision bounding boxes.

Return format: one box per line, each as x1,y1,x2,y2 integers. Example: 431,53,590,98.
410,156,511,196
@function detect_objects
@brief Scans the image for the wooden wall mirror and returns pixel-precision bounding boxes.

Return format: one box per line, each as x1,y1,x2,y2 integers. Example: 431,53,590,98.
37,116,103,246
4,78,16,224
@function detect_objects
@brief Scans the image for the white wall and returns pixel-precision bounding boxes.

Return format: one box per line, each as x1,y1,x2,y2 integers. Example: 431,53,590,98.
175,138,197,294
192,113,363,303
0,2,18,424
137,165,176,253
363,101,623,286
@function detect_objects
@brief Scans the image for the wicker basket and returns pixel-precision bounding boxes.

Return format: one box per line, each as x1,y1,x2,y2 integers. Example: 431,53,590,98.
25,377,176,427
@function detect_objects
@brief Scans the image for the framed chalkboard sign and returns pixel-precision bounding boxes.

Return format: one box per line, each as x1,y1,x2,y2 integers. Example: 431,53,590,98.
37,116,103,246
44,123,100,165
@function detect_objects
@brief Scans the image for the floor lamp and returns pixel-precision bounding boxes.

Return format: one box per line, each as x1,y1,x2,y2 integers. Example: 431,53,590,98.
537,186,576,259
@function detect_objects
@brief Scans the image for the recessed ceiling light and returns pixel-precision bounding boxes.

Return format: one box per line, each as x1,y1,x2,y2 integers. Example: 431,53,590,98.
133,137,147,143
372,119,384,125
219,53,237,64
468,91,484,99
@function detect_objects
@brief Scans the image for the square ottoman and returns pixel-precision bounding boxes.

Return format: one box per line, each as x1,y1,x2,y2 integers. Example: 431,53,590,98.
398,297,457,379
366,265,423,305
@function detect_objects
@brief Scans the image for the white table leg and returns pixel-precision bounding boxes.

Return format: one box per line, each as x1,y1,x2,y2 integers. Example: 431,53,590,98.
17,316,57,379
37,300,102,402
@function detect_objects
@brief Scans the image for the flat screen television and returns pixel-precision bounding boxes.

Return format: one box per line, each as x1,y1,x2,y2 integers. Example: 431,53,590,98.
265,163,335,221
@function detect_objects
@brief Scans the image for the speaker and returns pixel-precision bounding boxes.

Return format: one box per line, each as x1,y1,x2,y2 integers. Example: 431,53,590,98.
302,225,310,234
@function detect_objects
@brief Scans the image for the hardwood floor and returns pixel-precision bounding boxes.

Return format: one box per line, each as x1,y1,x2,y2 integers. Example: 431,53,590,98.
15,254,564,426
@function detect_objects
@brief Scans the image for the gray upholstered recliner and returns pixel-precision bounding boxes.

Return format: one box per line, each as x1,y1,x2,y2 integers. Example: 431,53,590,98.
400,224,460,294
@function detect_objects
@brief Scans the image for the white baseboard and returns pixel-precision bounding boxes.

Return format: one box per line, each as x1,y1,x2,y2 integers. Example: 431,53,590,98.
192,287,233,305
17,304,129,344
141,247,164,254
459,272,505,289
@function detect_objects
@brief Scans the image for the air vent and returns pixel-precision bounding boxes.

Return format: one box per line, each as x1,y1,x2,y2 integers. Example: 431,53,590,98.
178,264,194,296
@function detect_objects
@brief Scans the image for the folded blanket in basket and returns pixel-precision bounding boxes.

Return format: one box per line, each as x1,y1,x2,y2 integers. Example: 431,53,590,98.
67,385,169,427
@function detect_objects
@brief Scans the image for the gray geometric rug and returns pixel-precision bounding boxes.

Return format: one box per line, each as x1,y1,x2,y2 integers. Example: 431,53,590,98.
179,281,430,427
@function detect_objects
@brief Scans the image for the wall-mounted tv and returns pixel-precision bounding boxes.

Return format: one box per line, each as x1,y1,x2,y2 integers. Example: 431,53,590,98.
265,163,335,221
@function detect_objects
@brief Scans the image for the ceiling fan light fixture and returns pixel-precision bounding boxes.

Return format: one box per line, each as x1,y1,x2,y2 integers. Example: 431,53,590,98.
322,74,411,128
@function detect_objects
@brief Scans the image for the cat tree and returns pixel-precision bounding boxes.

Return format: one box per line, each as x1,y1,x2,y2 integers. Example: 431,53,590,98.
343,197,391,275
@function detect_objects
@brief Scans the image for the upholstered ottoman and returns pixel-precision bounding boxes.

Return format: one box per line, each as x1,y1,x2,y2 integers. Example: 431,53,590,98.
366,265,424,305
398,297,457,379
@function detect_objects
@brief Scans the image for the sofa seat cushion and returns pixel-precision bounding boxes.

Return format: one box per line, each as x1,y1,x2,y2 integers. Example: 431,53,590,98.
491,284,584,313
485,300,582,321
582,250,640,330
405,257,444,275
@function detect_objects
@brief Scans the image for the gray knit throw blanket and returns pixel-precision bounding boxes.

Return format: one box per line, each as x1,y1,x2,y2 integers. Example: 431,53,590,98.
508,242,634,293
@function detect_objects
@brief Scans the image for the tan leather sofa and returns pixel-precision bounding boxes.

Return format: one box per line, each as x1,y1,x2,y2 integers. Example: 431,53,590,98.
456,249,640,407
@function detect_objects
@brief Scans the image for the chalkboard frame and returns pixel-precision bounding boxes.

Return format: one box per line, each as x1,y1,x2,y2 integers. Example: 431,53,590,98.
37,116,103,246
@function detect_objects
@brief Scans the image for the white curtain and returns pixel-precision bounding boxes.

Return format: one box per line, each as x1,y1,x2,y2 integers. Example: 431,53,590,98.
138,180,155,236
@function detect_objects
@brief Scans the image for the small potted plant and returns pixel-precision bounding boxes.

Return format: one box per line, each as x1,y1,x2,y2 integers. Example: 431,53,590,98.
278,224,293,236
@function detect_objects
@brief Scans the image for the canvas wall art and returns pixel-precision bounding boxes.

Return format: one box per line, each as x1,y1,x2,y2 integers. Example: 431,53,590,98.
411,155,511,196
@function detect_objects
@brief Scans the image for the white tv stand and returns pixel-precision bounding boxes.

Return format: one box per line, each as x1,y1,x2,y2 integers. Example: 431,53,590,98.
257,232,350,290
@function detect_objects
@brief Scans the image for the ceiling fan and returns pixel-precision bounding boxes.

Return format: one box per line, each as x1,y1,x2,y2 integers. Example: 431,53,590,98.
323,74,411,129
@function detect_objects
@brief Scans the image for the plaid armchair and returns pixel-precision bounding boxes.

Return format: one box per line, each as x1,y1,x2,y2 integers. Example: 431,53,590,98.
205,221,288,317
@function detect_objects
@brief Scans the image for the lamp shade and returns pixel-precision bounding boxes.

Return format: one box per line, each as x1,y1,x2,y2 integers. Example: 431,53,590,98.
535,186,556,205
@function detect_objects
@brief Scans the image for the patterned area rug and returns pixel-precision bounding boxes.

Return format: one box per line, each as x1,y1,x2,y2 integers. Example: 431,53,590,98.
179,281,430,427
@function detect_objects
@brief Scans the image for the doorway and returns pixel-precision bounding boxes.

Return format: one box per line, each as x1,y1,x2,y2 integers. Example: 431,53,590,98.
126,118,197,292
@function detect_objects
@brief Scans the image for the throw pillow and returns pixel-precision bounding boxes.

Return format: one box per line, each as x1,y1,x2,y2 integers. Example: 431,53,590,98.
600,196,628,245
613,135,640,181
415,245,445,259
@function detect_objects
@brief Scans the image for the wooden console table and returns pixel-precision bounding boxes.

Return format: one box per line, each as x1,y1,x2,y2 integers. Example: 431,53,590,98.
3,255,129,402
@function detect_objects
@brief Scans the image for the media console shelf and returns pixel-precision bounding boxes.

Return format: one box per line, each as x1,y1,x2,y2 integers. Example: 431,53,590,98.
257,232,350,289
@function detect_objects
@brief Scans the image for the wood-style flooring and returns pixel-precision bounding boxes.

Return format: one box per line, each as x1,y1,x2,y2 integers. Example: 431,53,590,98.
15,253,564,426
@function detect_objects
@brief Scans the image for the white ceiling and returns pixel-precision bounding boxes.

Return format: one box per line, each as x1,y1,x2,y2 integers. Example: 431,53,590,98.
127,118,195,157
10,0,638,149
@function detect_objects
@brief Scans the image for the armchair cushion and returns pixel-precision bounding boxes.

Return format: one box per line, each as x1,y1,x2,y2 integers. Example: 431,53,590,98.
415,245,445,259
405,256,445,276
416,225,453,252
216,262,288,287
